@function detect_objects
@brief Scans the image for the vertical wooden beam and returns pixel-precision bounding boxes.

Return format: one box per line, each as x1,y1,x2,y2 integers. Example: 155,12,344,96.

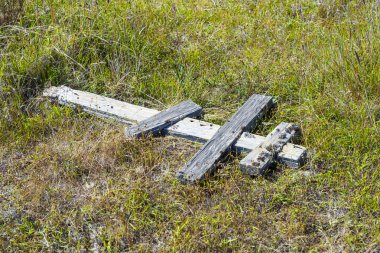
177,94,274,183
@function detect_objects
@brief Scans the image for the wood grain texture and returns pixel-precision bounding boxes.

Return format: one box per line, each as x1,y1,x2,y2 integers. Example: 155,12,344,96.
125,100,202,138
43,86,157,124
240,122,301,176
177,94,274,184
43,86,307,167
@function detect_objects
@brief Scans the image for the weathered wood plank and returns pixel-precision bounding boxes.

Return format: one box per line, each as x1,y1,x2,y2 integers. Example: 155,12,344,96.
166,118,264,152
42,86,307,167
177,94,274,183
125,100,202,138
43,86,157,124
240,122,301,176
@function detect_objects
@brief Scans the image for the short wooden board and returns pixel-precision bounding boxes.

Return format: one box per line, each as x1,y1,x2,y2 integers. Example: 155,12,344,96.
125,100,202,138
240,122,301,176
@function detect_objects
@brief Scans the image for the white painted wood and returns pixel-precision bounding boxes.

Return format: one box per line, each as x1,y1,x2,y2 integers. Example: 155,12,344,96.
43,86,158,124
43,86,307,168
167,117,265,152
277,143,307,168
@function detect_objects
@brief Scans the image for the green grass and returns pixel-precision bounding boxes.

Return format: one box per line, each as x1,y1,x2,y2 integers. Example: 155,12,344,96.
1,0,379,252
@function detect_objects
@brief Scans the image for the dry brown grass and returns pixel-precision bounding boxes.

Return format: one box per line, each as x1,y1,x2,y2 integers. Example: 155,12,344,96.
0,0,23,25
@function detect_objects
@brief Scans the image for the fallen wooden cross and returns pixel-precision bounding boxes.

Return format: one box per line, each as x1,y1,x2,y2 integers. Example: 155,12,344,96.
43,86,307,183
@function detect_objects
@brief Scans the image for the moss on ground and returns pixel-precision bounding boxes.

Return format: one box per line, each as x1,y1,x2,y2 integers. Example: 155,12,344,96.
0,0,379,252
